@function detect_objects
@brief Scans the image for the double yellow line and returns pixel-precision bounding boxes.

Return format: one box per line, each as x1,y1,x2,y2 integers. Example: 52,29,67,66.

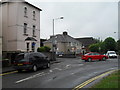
73,69,117,90
0,71,18,76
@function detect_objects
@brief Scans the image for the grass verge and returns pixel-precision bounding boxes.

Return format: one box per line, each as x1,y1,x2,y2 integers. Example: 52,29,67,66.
90,70,120,88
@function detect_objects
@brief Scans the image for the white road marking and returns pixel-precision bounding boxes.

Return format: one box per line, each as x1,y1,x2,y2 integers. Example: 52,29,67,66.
53,68,62,71
49,68,62,73
49,70,53,72
78,64,84,66
15,72,45,84
71,73,75,75
65,64,71,69
66,64,70,67
56,68,62,71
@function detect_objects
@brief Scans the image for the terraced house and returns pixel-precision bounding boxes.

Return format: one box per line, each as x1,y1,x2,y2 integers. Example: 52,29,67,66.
2,0,42,59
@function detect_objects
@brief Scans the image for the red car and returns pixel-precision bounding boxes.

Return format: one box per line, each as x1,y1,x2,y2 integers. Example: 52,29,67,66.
82,52,108,62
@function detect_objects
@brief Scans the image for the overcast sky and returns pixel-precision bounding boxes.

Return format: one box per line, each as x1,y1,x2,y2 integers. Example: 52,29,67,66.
26,0,119,41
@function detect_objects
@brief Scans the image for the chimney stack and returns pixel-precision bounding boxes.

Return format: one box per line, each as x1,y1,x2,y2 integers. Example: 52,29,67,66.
63,31,68,35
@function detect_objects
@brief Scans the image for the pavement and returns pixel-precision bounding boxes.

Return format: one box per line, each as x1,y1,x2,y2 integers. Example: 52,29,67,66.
1,58,62,73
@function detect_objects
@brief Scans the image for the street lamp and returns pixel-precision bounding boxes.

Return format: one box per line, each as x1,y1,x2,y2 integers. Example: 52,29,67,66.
53,16,64,36
114,32,119,40
52,16,64,61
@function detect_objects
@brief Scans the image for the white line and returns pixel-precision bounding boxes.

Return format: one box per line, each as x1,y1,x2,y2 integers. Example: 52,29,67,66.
49,70,53,72
53,68,62,71
66,64,70,67
75,64,84,67
15,72,45,84
71,73,75,75
56,68,62,71
66,64,71,68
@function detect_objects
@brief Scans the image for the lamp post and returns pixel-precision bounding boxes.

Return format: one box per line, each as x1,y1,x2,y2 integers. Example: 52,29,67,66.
114,32,119,40
52,16,64,61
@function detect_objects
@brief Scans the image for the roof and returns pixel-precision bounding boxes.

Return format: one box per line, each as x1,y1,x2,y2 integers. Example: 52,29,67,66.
1,0,42,11
25,37,37,41
24,1,42,11
44,33,81,44
76,37,97,47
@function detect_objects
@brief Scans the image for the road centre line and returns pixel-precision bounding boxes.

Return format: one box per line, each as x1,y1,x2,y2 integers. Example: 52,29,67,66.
15,72,45,84
0,71,18,76
73,69,117,90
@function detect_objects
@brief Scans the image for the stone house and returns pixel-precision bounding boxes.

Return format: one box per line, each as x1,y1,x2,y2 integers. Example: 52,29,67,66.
44,32,82,55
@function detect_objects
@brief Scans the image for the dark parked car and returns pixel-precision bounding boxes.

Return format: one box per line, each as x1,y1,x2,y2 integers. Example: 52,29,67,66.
82,52,108,62
13,52,50,72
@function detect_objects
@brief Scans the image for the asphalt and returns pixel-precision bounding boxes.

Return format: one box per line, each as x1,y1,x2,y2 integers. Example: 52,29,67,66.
1,58,62,73
2,57,118,88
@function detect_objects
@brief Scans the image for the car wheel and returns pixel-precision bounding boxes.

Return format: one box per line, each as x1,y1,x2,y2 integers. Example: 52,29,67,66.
102,57,106,61
46,63,50,68
33,65,37,72
85,60,88,62
88,58,92,62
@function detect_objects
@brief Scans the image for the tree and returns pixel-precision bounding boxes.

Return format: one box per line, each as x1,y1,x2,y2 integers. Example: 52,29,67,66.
88,37,116,53
37,46,51,52
104,37,116,52
89,43,99,52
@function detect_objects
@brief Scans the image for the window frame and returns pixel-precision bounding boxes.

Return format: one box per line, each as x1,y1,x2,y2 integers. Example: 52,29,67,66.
24,23,27,34
33,10,36,20
24,7,28,17
33,25,36,37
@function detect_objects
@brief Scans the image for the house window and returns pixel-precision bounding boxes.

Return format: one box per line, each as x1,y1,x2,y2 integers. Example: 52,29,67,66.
26,43,29,52
71,42,73,46
67,42,70,46
33,11,35,20
24,23,27,34
24,7,27,17
33,25,35,36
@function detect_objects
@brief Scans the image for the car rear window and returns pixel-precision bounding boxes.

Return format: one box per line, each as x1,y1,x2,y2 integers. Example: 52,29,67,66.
39,53,46,57
109,52,116,54
15,53,29,62
85,53,91,55
15,54,24,60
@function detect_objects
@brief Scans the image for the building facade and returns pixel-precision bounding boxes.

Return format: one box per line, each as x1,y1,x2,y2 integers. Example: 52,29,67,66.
0,3,2,60
44,32,82,55
2,0,42,53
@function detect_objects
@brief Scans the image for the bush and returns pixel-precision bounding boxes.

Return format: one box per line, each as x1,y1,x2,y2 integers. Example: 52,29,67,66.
37,46,51,52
